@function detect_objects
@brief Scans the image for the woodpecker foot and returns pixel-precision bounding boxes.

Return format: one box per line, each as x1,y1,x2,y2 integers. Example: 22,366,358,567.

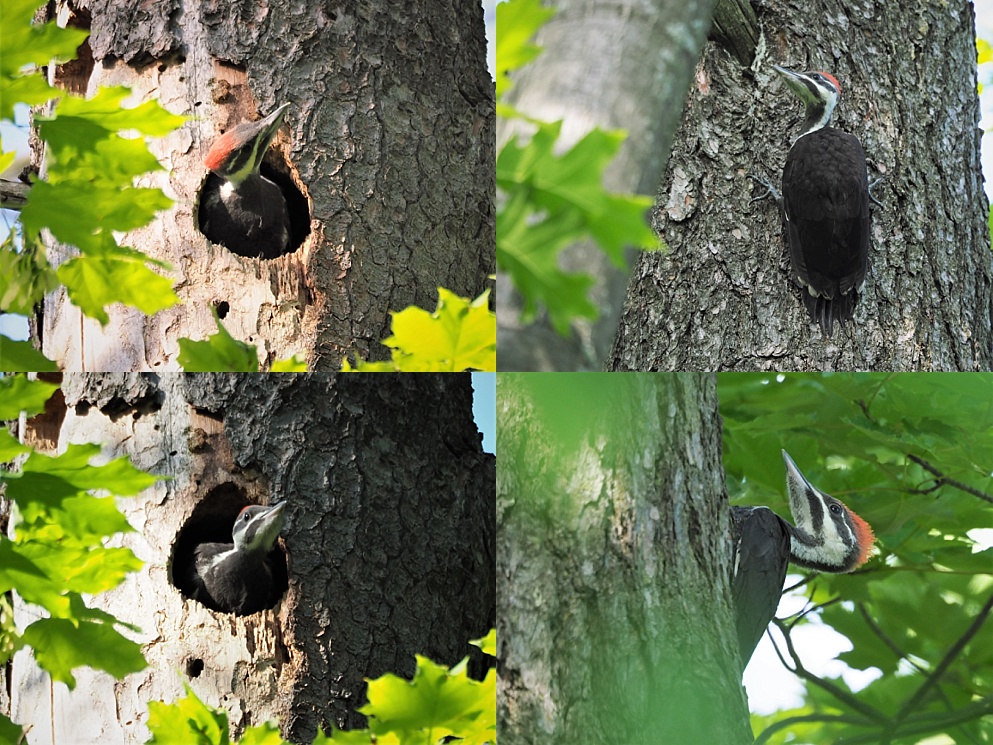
749,174,783,205
867,176,885,211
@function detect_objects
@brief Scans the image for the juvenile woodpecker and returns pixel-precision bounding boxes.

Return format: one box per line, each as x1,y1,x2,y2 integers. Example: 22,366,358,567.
191,502,286,615
731,451,874,668
754,66,871,336
200,104,292,259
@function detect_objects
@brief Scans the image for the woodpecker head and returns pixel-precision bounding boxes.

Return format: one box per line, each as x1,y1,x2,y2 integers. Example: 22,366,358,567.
772,65,840,135
204,104,290,185
781,450,874,573
231,502,286,554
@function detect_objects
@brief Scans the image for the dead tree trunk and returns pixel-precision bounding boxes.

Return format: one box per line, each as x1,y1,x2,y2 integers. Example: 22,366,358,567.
39,0,494,371
8,373,495,744
609,0,993,371
497,373,751,744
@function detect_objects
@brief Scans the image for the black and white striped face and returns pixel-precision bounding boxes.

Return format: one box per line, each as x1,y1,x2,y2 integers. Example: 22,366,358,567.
204,103,290,184
772,65,840,134
232,502,286,554
781,450,864,572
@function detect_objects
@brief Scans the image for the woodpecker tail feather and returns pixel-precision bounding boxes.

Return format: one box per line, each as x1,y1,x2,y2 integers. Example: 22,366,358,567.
802,290,857,337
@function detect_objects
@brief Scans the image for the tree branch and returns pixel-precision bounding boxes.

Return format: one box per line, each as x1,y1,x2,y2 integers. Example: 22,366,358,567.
835,697,993,745
894,591,993,722
768,618,886,724
0,180,28,210
906,453,993,505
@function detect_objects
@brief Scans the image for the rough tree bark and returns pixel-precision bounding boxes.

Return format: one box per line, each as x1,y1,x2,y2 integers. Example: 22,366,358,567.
39,0,494,371
497,373,751,744
8,373,495,744
609,0,993,371
496,0,719,371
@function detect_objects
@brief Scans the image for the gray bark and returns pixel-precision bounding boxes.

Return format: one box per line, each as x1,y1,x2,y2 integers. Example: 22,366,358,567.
8,373,494,744
497,373,751,744
609,0,993,371
496,0,719,371
39,0,494,371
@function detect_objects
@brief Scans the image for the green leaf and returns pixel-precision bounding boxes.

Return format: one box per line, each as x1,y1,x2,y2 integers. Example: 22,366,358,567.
0,1,90,72
361,654,493,742
2,444,160,517
25,181,173,252
0,231,60,317
495,0,555,99
0,429,31,462
0,374,60,418
343,288,495,372
496,119,658,333
0,335,60,372
0,712,25,745
56,252,178,325
0,541,48,595
0,1,88,120
23,617,146,689
178,316,260,372
237,723,289,745
384,288,496,371
147,686,230,745
270,354,308,372
313,725,379,744
48,87,186,138
470,629,496,658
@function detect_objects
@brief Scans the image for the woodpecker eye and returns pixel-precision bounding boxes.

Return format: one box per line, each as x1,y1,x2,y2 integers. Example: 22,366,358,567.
829,503,842,515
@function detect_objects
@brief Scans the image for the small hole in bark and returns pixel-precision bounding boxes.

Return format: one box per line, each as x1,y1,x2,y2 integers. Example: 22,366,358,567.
216,301,229,319
186,658,204,678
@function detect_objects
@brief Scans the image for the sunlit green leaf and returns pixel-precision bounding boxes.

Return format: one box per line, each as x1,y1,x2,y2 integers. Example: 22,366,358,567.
178,315,259,372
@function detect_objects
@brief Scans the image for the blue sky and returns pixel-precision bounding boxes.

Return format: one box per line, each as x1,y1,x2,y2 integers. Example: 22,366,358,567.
471,372,495,453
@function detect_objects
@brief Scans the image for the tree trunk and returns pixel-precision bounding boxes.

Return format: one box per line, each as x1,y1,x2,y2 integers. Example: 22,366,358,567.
9,373,495,744
496,373,751,744
609,0,993,371
496,0,719,371
39,0,494,371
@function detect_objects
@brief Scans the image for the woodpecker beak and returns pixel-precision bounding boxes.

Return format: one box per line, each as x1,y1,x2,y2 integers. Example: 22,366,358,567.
245,502,286,553
771,65,818,106
255,103,290,143
781,450,814,495
204,103,291,181
781,450,875,572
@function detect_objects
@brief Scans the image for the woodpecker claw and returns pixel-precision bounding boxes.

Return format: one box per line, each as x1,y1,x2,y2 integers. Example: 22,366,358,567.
867,176,885,211
749,174,782,205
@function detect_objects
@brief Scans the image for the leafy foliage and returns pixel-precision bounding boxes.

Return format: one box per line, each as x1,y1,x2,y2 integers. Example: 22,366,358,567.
177,313,309,372
177,313,260,372
0,1,185,370
719,373,993,744
495,0,659,335
343,288,496,372
0,375,159,739
494,0,554,101
145,631,497,745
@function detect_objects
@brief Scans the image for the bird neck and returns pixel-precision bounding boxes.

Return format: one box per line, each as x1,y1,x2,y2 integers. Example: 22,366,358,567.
786,522,858,572
797,100,835,138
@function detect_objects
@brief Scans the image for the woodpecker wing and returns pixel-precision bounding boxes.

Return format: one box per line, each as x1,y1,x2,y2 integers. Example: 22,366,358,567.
731,506,790,669
782,128,870,333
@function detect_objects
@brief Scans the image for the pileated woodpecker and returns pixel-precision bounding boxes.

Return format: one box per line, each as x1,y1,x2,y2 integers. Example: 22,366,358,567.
731,451,874,668
754,66,871,336
199,104,292,259
191,502,286,615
